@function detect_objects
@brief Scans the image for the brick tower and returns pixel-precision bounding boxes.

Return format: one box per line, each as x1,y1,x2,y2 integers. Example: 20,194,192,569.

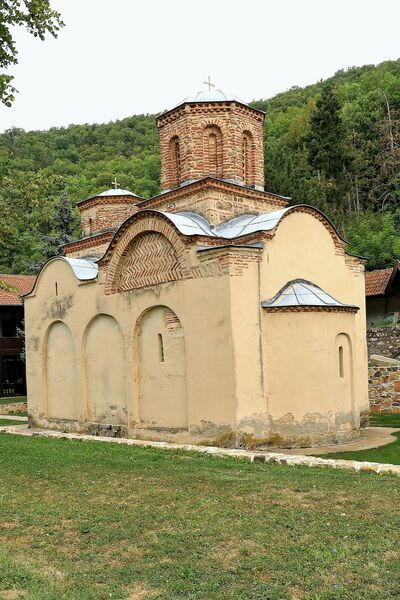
157,89,265,191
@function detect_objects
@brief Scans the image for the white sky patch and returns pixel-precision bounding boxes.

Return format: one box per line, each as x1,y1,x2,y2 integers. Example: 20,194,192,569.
0,0,399,132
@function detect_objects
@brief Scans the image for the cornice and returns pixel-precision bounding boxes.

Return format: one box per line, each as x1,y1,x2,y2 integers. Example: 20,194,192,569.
138,177,289,209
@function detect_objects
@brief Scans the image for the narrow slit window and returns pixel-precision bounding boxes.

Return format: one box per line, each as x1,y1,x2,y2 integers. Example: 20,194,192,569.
158,333,164,363
55,281,58,297
339,346,344,378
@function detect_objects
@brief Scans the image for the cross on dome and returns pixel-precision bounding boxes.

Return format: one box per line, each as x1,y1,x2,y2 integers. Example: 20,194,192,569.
203,76,215,92
111,177,120,190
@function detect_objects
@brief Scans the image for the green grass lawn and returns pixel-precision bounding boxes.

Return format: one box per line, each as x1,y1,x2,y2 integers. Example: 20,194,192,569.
1,434,400,599
5,410,28,417
0,396,27,405
370,413,400,428
320,414,400,465
0,418,27,426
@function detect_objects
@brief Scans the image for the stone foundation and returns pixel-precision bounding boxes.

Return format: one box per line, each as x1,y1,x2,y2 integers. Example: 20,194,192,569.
369,365,400,413
29,414,360,449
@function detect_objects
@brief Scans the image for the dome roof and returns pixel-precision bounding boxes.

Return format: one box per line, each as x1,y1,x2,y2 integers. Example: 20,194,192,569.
174,89,246,108
97,188,139,198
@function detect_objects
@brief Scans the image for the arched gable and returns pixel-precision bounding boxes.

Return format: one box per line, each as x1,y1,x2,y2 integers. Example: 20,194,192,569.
271,205,346,252
103,211,190,295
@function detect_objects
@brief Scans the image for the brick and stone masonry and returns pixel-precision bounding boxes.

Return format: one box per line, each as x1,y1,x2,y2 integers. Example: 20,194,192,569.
369,365,400,413
367,325,400,358
157,101,266,191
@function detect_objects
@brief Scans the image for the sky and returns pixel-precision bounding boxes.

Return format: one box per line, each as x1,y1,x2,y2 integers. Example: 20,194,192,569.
1,0,400,132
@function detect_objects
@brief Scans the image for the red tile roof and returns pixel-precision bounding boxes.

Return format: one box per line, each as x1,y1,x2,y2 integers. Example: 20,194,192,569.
0,274,36,306
365,268,394,297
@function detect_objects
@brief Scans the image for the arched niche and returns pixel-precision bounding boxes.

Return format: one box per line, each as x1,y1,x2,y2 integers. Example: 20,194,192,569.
84,314,128,425
45,321,78,420
203,125,223,178
169,135,181,187
242,130,255,186
136,306,187,429
335,332,355,420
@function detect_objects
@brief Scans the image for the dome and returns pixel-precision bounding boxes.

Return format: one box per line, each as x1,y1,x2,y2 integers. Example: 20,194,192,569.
175,89,245,107
97,188,139,198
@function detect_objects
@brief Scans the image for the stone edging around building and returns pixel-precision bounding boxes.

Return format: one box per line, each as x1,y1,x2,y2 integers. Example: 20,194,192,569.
1,425,400,477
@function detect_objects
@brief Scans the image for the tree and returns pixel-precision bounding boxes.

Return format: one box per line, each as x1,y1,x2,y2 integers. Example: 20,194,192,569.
0,0,64,106
42,190,78,261
306,82,347,181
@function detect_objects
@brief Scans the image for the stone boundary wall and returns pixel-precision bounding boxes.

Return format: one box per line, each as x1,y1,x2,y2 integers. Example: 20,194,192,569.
369,366,400,413
1,426,400,477
367,326,400,358
0,402,27,415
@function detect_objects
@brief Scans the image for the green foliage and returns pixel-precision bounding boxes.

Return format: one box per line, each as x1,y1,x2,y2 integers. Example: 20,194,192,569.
345,210,400,270
41,190,79,264
1,60,400,273
0,0,64,105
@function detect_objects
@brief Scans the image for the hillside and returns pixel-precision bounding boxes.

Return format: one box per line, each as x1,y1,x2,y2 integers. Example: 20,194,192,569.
0,59,399,273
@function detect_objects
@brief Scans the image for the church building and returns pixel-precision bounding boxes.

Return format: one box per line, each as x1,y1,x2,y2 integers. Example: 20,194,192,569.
24,87,369,448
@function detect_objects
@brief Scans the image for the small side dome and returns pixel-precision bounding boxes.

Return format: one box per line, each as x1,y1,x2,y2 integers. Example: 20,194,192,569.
97,188,140,198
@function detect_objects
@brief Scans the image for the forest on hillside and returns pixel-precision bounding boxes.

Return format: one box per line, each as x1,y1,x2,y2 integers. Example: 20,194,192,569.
0,59,399,273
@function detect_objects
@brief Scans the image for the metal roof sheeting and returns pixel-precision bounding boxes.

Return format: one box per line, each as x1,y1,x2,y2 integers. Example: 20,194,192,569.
160,208,291,239
261,279,358,309
97,188,139,198
62,258,98,281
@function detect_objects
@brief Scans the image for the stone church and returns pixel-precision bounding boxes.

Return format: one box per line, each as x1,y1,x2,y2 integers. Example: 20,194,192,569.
24,88,369,448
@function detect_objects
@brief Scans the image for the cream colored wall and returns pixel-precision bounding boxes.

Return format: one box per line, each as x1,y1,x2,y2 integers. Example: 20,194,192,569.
136,306,187,429
25,208,368,447
84,314,127,425
25,257,237,443
226,210,368,443
45,321,78,420
262,312,357,444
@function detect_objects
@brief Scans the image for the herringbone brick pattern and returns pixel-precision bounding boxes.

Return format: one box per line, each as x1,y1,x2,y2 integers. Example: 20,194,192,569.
117,232,183,291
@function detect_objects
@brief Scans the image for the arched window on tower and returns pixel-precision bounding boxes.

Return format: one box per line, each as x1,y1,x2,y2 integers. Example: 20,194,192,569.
242,131,255,187
170,136,181,187
203,125,223,178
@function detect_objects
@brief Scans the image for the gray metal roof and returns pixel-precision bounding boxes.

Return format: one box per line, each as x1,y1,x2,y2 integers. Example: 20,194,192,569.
160,208,291,239
63,257,98,280
97,188,139,198
261,279,358,309
178,89,244,104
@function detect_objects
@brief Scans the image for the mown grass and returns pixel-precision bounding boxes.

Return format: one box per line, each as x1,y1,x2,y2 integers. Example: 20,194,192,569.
0,434,400,599
370,413,400,428
0,396,27,406
321,431,400,465
0,419,27,426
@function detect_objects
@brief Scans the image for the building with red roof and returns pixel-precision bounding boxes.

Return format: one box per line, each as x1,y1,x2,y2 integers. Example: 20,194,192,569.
0,274,36,396
365,261,400,325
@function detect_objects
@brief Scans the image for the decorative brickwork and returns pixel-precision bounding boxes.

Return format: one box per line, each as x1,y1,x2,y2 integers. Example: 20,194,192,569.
64,232,114,259
115,232,183,292
103,213,190,294
80,198,140,237
163,308,182,333
263,306,359,313
157,101,265,190
139,178,287,226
